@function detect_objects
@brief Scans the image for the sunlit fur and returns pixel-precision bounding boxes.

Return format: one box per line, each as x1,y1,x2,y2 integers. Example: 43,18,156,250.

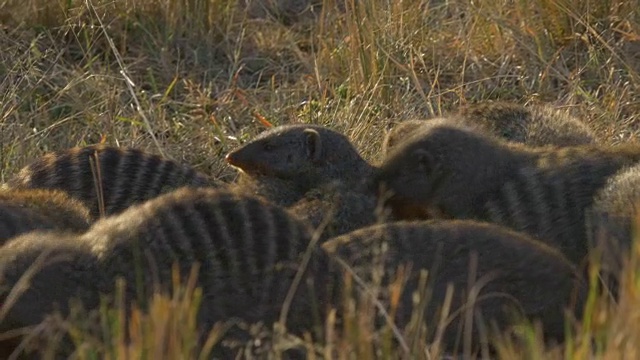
8,145,220,219
0,187,323,356
0,188,91,245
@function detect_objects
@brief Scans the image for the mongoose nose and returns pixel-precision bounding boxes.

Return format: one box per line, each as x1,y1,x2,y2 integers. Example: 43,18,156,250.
225,150,250,171
225,151,238,166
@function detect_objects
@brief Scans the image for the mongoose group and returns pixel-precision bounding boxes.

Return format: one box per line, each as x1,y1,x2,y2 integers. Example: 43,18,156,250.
0,100,633,358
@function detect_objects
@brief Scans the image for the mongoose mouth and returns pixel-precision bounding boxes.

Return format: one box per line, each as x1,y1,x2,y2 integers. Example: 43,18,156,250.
225,151,253,172
225,152,275,177
225,151,242,167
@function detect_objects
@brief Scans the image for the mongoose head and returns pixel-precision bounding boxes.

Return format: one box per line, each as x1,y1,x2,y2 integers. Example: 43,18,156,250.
226,124,373,187
374,123,520,218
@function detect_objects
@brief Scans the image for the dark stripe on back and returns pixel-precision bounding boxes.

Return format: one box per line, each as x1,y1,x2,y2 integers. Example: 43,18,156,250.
144,157,172,201
106,148,142,216
211,196,244,295
193,198,230,298
28,154,60,189
92,147,126,217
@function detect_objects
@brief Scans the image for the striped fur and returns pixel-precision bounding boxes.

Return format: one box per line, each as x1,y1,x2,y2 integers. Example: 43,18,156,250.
7,145,220,219
457,101,596,147
322,219,586,351
0,187,322,356
478,150,637,265
382,102,595,156
376,124,640,265
0,188,91,246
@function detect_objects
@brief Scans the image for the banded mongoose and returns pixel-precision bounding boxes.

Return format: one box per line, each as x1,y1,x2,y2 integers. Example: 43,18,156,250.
226,124,376,205
7,145,222,219
322,219,586,352
457,101,596,147
382,102,596,155
0,188,91,246
375,123,640,265
227,124,386,237
587,163,640,283
0,187,325,356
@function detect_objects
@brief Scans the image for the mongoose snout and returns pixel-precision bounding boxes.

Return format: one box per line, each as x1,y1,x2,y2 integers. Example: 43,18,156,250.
225,149,272,176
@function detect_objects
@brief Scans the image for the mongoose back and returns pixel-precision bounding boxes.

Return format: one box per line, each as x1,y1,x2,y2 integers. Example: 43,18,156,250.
226,124,385,237
457,101,596,147
587,163,640,283
226,124,376,205
375,123,640,265
382,102,596,155
0,188,91,246
0,232,104,358
0,187,324,356
286,181,386,240
7,145,221,219
382,118,462,156
322,219,586,352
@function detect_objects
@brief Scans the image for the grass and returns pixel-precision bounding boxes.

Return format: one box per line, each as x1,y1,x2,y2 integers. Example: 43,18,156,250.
1,0,640,358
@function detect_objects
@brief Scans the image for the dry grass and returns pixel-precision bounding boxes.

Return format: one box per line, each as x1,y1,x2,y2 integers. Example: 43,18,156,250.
1,0,640,358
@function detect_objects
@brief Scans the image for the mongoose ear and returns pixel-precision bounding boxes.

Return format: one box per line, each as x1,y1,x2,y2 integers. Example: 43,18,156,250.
303,128,322,162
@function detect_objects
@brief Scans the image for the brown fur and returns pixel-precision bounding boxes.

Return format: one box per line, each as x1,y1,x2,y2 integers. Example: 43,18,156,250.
8,145,221,219
588,163,640,285
286,181,388,240
382,102,596,155
0,187,323,357
227,124,385,238
226,124,375,205
231,173,305,207
375,123,640,265
322,219,586,353
457,101,596,147
383,118,458,155
0,188,91,246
